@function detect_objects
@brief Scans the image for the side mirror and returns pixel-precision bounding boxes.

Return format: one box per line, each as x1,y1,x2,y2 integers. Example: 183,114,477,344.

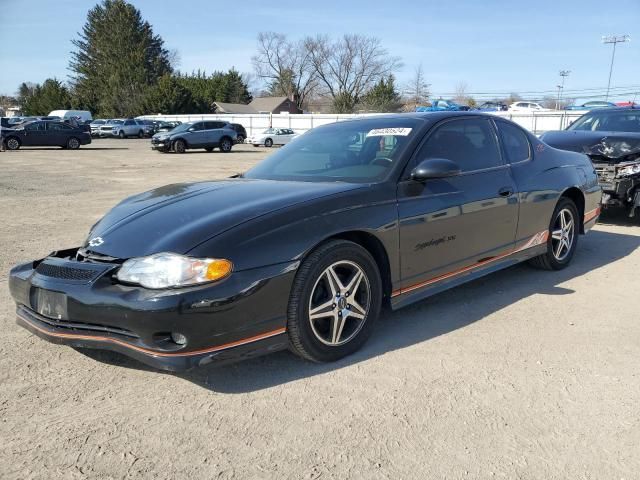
410,158,461,181
187,127,195,132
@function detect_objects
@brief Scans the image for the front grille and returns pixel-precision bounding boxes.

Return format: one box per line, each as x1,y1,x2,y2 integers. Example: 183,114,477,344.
593,163,617,183
36,263,99,281
19,306,139,338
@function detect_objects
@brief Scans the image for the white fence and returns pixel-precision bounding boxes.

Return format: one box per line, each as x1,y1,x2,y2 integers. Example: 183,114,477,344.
138,111,587,136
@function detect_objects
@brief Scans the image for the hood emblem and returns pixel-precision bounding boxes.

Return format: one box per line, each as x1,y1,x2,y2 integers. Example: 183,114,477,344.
88,237,104,247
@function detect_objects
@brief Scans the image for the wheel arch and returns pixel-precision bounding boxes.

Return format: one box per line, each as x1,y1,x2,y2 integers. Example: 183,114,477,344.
560,186,585,233
310,230,393,305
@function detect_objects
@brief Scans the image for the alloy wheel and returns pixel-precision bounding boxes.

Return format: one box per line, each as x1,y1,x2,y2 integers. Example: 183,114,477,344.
308,260,371,346
67,138,80,149
6,138,20,150
551,208,575,261
221,139,232,152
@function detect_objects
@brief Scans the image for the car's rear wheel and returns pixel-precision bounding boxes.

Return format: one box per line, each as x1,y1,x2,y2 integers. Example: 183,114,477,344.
66,137,80,150
173,139,186,154
236,134,245,143
219,137,233,153
138,130,144,138
529,197,579,270
118,131,125,139
5,137,20,150
287,240,382,362
264,138,273,147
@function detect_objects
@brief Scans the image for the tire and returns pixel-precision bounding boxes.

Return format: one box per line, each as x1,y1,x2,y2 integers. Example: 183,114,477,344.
529,197,579,270
287,240,382,362
137,130,144,139
173,139,186,154
219,137,233,153
236,135,245,144
66,137,80,150
204,147,214,152
118,131,125,139
5,137,21,150
264,138,273,147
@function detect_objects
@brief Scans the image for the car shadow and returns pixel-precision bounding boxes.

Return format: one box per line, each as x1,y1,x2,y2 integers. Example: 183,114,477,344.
77,229,640,392
597,208,640,228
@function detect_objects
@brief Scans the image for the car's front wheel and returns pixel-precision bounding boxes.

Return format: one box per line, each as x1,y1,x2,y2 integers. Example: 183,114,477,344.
118,131,125,139
66,137,80,150
287,240,382,362
173,139,186,154
236,134,245,143
5,137,21,150
264,138,273,147
529,197,579,270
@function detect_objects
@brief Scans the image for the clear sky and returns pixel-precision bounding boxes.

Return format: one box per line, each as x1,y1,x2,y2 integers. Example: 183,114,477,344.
1,0,638,103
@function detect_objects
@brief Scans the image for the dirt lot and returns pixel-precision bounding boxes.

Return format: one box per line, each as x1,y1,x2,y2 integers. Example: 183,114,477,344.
1,139,639,479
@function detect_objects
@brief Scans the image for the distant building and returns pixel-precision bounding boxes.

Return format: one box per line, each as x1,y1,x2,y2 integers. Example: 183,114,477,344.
213,96,302,115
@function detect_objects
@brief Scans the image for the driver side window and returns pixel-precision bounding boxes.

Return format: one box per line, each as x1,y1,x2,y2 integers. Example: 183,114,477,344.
414,118,503,173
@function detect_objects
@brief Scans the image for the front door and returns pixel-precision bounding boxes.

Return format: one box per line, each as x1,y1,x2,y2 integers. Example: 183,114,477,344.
22,121,48,146
397,117,519,296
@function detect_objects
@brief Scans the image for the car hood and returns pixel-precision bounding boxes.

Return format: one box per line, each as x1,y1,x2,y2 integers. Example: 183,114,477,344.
541,130,640,159
84,179,362,259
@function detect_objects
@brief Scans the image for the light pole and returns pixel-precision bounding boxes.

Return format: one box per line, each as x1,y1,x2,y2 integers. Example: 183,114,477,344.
602,35,630,101
556,70,570,110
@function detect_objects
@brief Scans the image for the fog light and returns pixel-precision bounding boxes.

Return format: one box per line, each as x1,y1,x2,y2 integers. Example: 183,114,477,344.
170,332,187,345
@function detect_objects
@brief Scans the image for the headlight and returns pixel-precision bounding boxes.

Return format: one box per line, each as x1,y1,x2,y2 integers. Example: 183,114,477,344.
116,253,232,289
617,162,640,177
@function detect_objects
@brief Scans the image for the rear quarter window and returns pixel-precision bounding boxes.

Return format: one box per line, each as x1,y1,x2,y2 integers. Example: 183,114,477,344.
497,121,531,163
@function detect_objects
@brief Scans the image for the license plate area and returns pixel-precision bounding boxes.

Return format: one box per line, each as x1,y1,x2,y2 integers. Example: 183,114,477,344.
35,289,68,320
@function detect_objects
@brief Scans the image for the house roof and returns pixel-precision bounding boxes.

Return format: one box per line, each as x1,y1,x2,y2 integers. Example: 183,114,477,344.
213,102,256,114
249,96,289,113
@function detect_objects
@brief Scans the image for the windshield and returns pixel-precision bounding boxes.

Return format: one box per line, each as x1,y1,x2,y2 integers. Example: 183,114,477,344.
568,110,640,133
166,122,193,133
244,118,422,183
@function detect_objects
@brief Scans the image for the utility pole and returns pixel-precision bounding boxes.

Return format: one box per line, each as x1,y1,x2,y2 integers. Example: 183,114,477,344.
602,35,630,101
556,70,570,110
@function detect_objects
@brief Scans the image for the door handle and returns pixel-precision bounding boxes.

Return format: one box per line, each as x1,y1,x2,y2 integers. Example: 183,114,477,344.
498,187,514,197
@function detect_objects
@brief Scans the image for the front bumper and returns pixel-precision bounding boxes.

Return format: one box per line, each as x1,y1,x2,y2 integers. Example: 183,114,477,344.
9,251,296,371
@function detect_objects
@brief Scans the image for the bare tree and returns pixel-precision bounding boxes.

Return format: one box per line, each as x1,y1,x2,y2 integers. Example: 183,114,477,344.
304,34,402,113
252,32,317,110
403,64,430,110
453,82,469,105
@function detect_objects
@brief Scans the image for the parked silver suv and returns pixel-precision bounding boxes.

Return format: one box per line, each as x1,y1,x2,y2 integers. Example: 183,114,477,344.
98,119,146,138
150,120,238,153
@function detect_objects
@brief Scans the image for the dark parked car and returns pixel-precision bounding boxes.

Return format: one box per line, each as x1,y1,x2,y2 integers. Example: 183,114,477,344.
228,123,247,143
8,112,600,371
2,120,92,150
151,120,237,153
154,121,181,133
541,107,640,218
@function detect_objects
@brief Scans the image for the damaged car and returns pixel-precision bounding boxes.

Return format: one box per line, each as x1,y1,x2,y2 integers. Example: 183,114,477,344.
541,107,640,219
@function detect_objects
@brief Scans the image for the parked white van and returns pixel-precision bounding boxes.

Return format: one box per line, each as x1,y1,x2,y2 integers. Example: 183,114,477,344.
48,110,93,122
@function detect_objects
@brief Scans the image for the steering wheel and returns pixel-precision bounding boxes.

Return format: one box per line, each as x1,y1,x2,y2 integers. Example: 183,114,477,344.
370,157,393,167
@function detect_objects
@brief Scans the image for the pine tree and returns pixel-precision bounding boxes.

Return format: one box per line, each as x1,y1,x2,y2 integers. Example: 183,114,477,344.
69,0,171,117
143,75,194,114
360,75,401,113
20,79,72,115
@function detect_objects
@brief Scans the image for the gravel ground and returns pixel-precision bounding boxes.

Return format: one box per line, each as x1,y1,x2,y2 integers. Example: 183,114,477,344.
1,139,639,480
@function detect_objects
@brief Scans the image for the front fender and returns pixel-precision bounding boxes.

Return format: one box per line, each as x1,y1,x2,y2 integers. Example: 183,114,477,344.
188,183,400,284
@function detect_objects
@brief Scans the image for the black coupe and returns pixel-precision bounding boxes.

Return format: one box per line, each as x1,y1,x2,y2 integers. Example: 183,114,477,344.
2,120,92,150
9,113,601,371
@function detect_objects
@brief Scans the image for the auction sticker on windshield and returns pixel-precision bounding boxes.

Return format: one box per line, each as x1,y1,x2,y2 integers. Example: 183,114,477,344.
366,128,413,137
